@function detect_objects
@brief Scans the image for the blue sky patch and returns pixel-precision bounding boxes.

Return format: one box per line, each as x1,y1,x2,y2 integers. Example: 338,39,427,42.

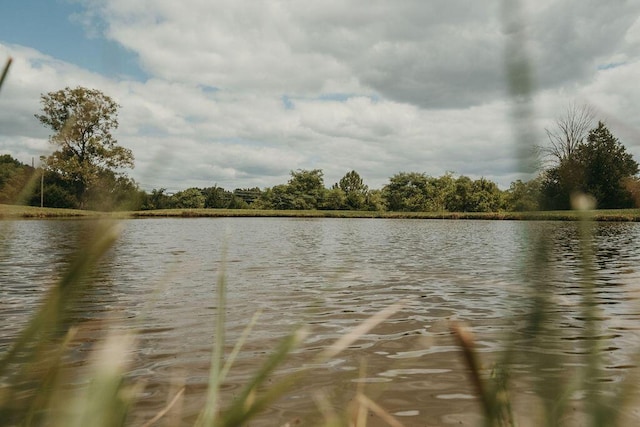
281,95,294,110
0,0,147,81
597,62,626,71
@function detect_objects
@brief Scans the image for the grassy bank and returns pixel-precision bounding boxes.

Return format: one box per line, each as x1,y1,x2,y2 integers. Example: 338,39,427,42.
3,203,640,221
0,204,99,218
130,208,640,221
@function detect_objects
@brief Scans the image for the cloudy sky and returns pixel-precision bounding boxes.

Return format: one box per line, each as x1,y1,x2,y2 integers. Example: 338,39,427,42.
1,0,639,192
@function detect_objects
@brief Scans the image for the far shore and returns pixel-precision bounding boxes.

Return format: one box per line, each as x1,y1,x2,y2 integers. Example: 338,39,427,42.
2,204,640,221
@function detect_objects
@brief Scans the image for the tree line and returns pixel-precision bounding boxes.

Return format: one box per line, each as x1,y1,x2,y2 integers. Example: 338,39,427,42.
1,88,638,213
0,156,531,212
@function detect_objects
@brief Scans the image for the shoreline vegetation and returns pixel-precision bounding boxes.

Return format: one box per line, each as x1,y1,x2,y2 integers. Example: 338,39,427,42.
2,203,640,221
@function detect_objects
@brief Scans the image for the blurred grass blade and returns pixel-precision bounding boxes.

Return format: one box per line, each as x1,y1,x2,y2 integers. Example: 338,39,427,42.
142,387,185,427
219,310,262,383
450,323,492,418
23,327,78,426
0,221,121,375
313,391,341,427
66,332,135,427
220,302,405,426
0,221,122,426
196,263,228,427
451,322,516,427
217,327,308,426
0,57,11,92
197,301,261,426
319,300,407,361
355,394,405,427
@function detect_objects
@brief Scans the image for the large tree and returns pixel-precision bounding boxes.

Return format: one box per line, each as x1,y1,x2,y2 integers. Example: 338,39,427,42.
36,87,134,208
334,170,368,210
541,122,638,209
382,172,433,212
575,122,638,209
287,169,325,209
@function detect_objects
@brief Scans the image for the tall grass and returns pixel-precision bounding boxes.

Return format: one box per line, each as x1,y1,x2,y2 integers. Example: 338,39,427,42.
0,215,406,426
443,3,640,426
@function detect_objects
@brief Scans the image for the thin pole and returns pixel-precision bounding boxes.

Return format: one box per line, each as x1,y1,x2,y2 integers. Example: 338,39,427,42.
40,169,44,208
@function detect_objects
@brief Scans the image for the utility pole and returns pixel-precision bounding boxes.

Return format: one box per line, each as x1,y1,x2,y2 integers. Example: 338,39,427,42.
33,157,44,207
36,157,44,208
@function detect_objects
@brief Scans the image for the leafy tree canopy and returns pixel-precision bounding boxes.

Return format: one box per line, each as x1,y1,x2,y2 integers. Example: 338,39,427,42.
172,188,206,209
541,121,638,210
576,122,638,208
36,87,134,208
334,170,369,210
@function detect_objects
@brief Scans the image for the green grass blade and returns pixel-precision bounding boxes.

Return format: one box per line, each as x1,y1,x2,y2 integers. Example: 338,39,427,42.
0,221,121,426
196,261,227,427
0,221,121,376
216,327,308,427
218,310,262,384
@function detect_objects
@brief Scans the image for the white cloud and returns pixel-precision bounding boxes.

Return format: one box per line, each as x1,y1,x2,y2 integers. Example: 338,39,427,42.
1,1,640,193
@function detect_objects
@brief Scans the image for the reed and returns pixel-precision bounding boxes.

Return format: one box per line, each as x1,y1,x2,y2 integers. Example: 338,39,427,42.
0,218,405,426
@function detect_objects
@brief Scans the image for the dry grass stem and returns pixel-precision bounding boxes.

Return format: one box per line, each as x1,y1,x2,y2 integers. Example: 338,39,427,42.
142,387,186,427
450,322,492,418
319,301,407,361
355,394,405,427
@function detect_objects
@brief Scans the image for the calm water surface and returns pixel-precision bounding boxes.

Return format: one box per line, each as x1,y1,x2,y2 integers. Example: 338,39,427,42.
2,218,640,426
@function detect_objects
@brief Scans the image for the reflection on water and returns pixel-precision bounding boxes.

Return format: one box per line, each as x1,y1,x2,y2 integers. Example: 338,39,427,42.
2,218,640,425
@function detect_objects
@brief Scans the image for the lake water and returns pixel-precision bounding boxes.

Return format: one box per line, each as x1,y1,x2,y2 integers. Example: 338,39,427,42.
2,218,640,426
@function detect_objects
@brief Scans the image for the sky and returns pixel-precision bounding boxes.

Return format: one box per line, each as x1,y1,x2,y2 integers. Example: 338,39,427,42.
1,0,639,193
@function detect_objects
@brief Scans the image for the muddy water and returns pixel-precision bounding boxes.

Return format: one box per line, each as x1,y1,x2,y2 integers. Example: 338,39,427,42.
2,218,640,426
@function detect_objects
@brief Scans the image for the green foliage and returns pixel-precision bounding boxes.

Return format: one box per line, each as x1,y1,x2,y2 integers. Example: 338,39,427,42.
430,172,456,212
36,87,134,208
35,170,79,208
447,175,473,212
321,187,347,210
143,188,172,210
0,155,36,204
86,172,143,211
541,122,638,210
233,187,261,205
287,169,325,209
254,170,326,210
254,184,294,210
334,170,369,210
172,187,206,209
364,189,385,211
200,186,250,209
469,178,504,212
505,178,541,211
202,186,231,208
382,172,433,211
540,158,582,210
382,172,505,213
577,122,638,208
